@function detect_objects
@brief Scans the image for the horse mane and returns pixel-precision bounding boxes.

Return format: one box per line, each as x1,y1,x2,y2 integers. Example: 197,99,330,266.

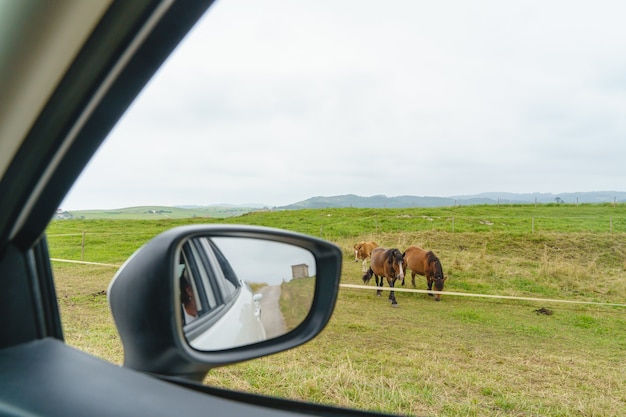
426,251,444,278
385,248,400,265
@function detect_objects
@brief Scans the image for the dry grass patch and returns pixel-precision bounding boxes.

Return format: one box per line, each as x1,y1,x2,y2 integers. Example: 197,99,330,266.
53,263,124,364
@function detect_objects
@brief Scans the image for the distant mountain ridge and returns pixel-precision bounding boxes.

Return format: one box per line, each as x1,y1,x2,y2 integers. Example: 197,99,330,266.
58,192,626,220
275,191,626,209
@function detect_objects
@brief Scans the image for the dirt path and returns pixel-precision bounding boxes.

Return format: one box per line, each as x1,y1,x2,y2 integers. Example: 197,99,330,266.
258,285,286,339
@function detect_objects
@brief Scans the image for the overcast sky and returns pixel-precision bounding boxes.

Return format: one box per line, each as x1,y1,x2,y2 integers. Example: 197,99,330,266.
61,0,626,210
212,237,316,285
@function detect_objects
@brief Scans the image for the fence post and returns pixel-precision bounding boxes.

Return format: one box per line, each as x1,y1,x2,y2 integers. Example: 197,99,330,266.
81,231,85,261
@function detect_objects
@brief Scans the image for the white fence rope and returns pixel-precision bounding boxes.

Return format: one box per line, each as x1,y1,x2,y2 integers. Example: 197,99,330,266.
339,284,626,308
50,258,626,309
50,258,121,268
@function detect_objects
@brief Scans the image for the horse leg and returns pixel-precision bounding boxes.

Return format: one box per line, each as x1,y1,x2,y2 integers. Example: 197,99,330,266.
388,278,398,307
427,275,434,297
375,275,382,297
411,271,416,287
362,259,367,273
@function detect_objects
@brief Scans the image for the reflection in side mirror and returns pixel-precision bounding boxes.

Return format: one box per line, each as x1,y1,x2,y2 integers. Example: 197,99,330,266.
177,236,316,351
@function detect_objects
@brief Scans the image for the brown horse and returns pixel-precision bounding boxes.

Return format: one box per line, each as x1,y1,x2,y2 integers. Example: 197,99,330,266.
402,246,446,301
354,241,378,272
362,247,405,307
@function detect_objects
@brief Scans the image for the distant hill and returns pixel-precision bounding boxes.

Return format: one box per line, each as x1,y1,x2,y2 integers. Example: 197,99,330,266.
55,192,626,220
275,191,626,209
57,205,269,220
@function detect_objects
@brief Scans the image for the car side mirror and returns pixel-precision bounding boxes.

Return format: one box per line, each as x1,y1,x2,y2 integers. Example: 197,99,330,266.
179,236,318,351
108,225,341,382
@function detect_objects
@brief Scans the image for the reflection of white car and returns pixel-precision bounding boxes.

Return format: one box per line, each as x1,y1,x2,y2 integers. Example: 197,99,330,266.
247,281,264,319
180,237,267,351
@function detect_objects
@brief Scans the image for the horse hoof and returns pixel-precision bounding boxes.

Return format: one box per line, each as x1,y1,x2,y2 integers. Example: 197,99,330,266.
435,298,441,302
391,304,398,308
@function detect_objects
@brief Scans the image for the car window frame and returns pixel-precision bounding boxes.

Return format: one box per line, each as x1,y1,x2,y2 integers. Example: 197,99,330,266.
180,244,215,320
185,242,218,312
182,237,244,342
200,238,240,298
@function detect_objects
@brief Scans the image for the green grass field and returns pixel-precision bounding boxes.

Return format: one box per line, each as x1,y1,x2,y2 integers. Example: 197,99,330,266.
47,204,626,417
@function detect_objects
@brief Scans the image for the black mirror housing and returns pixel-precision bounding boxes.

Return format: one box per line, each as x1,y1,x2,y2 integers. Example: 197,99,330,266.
108,225,342,381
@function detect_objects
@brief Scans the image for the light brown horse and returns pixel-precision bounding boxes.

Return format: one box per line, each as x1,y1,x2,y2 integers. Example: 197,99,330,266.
362,247,405,307
354,241,378,272
402,246,446,301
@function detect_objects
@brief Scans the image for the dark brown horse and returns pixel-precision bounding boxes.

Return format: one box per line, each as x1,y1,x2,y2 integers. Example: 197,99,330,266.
362,247,405,307
402,246,446,301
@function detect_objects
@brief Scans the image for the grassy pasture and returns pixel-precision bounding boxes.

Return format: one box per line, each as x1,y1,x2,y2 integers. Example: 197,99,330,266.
47,204,626,417
279,277,315,330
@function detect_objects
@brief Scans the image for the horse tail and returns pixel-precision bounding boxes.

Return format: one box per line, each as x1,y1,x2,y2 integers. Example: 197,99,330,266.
362,267,373,284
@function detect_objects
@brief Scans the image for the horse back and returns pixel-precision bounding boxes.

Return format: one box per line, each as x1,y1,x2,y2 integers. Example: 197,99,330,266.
369,247,388,276
355,241,378,259
370,247,404,279
403,245,429,274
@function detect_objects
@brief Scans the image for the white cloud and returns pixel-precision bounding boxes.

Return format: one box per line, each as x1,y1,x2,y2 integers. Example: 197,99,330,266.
62,0,626,210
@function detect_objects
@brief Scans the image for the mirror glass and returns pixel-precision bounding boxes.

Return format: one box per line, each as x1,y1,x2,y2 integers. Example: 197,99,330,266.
176,236,316,351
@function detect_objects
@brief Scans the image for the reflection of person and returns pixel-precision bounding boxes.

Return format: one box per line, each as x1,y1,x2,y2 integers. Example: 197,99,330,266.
179,268,198,324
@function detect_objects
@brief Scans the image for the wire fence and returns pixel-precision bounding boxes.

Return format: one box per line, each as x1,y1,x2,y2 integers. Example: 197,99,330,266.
49,257,626,309
340,215,626,234
340,284,626,308
47,215,626,260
